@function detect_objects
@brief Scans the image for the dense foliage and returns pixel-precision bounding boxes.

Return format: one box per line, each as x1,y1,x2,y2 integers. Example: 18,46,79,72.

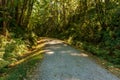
29,0,120,65
0,0,120,72
0,0,36,71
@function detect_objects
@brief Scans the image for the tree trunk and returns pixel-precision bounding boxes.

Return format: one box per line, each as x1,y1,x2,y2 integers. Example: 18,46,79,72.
2,0,8,37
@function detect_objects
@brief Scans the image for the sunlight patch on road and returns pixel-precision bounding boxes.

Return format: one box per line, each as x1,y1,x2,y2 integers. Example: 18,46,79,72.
70,53,88,57
47,40,63,44
64,78,80,80
45,50,55,55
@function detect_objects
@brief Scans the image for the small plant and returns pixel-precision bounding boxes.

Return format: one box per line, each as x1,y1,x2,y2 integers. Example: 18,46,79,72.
0,58,9,70
3,39,28,63
0,35,8,48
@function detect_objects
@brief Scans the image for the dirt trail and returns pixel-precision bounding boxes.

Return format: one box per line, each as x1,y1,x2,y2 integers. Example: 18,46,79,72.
28,39,120,80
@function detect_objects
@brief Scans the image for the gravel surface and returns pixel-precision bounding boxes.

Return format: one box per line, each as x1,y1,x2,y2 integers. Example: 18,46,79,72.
28,39,120,80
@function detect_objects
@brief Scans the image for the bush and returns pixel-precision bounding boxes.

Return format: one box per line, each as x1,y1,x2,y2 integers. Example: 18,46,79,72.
0,35,8,48
0,58,9,70
3,39,27,63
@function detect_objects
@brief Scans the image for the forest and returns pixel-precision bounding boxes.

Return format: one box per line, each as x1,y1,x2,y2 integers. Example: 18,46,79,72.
0,0,120,79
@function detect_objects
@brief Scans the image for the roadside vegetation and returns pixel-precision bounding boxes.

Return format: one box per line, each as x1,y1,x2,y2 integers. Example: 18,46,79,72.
0,0,120,79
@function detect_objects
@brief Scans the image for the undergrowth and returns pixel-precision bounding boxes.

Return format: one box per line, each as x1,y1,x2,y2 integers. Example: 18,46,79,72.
0,35,28,70
0,34,44,80
66,38,120,68
0,53,43,80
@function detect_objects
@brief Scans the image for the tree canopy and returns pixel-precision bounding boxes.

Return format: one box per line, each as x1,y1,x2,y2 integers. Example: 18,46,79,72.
0,0,120,74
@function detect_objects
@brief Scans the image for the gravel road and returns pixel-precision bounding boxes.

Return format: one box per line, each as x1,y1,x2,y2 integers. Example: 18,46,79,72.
28,39,120,80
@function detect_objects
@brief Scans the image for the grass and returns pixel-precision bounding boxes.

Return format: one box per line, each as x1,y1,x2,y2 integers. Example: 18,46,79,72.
0,53,43,80
0,38,46,80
